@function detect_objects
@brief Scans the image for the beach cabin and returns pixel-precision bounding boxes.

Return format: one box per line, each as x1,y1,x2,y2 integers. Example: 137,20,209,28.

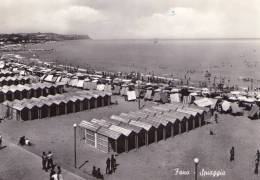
109,124,135,152
138,118,161,143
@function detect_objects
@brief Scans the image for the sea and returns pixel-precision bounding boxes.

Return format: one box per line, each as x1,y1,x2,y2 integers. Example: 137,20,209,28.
25,39,260,88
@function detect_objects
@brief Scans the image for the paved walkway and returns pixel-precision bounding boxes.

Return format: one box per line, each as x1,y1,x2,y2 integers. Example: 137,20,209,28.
0,136,86,180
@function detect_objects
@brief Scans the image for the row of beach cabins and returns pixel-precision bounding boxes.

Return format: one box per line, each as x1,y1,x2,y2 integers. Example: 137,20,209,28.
78,103,212,153
0,76,31,86
0,82,64,102
0,90,112,121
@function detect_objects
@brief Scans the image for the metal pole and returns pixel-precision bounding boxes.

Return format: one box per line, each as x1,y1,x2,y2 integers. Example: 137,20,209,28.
73,124,77,168
195,163,198,180
138,81,141,109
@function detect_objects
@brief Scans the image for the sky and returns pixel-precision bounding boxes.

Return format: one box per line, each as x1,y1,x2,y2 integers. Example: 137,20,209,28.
0,0,260,39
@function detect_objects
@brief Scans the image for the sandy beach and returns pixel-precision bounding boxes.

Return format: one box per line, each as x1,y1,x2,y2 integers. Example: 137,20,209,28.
1,95,260,180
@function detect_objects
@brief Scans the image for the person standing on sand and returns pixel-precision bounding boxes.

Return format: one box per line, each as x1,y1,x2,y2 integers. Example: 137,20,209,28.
42,152,48,171
230,147,235,161
47,151,54,169
256,150,260,162
96,168,104,179
106,157,111,174
214,113,218,123
57,166,63,180
92,166,97,178
50,169,55,180
111,154,116,173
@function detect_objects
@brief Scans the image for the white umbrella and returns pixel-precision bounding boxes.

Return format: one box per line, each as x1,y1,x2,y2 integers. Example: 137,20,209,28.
245,97,256,103
229,96,237,101
230,91,240,95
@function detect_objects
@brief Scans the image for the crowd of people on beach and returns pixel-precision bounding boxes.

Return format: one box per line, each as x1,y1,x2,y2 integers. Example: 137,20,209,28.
41,151,63,180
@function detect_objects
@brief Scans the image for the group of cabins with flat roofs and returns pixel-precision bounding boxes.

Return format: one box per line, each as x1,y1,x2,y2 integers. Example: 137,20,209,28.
0,82,64,102
79,103,211,153
0,76,31,86
0,90,112,121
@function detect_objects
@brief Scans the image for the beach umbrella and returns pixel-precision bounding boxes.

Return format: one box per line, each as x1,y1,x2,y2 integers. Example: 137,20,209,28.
248,91,256,97
214,96,222,99
230,91,240,95
237,96,247,101
189,92,198,96
229,96,237,101
245,97,256,103
171,88,180,93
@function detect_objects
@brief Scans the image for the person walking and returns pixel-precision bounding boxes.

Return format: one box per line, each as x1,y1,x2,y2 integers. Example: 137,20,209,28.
111,155,116,173
50,169,55,180
214,113,218,123
106,157,111,174
230,147,235,161
96,168,104,179
57,166,63,180
47,151,54,169
92,166,97,178
256,150,260,162
42,152,48,171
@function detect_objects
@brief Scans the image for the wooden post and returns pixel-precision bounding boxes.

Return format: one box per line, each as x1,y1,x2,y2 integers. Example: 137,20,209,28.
17,110,21,121
94,99,97,108
186,120,189,132
135,135,138,150
171,124,174,137
101,98,104,107
108,96,111,105
72,103,75,113
28,109,31,120
125,137,129,152
179,122,181,134
163,128,166,140
146,132,149,146
115,140,118,153
80,101,83,111
38,108,41,119
11,93,14,101
155,129,158,143
65,104,68,114
88,100,91,109
47,107,50,117
34,90,37,97
56,106,59,115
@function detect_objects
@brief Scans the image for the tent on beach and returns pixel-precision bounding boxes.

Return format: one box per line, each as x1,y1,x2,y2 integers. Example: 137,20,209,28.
231,103,243,115
248,105,259,119
127,91,137,101
170,93,181,103
112,85,121,95
144,90,153,100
